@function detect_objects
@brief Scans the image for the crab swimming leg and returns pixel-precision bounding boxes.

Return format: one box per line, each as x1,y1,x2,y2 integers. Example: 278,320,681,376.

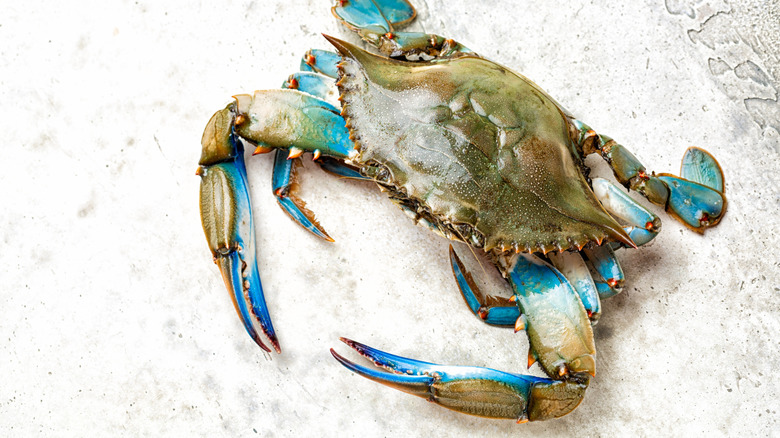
199,91,355,349
573,120,726,232
331,0,473,60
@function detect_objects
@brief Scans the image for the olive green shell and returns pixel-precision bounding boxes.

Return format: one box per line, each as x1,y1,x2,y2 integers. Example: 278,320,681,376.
333,39,627,254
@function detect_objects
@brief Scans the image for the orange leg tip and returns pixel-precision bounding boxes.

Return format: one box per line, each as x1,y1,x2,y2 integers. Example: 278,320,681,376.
287,147,304,159
527,352,537,369
513,316,525,332
253,145,274,155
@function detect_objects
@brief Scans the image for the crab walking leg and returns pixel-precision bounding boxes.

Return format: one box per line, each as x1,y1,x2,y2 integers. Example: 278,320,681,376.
506,254,597,379
300,50,341,79
547,251,602,323
332,0,473,60
317,156,372,180
582,245,625,299
450,247,598,374
449,246,520,327
283,71,340,105
591,178,661,248
198,104,280,353
271,149,334,241
268,71,348,240
573,120,726,232
331,338,588,422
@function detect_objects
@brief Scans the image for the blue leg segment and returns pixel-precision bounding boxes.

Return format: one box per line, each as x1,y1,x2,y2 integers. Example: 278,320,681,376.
591,177,660,248
660,146,726,231
330,0,472,59
283,71,338,104
573,119,726,233
318,156,371,180
681,146,724,193
656,174,725,231
331,338,588,421
332,0,416,32
582,245,624,299
507,254,596,379
234,90,354,159
301,49,341,79
449,246,520,327
199,108,280,352
595,282,619,299
272,148,334,241
547,251,601,323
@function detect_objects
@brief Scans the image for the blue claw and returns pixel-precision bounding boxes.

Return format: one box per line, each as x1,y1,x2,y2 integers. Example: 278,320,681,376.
301,49,341,79
332,338,584,421
449,246,520,327
681,147,724,193
199,109,280,352
272,148,334,242
657,175,726,231
217,246,278,353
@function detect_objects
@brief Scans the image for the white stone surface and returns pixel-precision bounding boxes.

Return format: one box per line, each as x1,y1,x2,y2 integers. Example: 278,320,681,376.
2,0,778,436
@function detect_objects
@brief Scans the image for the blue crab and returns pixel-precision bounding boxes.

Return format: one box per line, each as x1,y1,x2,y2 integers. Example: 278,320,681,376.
197,0,726,422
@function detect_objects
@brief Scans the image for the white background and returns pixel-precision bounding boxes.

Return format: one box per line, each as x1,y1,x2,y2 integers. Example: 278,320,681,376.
2,0,779,436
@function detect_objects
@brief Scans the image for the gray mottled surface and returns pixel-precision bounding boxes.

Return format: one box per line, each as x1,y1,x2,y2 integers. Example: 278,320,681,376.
1,0,778,436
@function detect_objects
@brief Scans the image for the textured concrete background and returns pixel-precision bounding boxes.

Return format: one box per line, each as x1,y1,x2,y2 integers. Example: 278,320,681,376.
2,0,778,436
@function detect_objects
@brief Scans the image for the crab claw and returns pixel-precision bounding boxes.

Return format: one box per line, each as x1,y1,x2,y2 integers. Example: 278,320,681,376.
331,338,588,422
199,105,280,353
